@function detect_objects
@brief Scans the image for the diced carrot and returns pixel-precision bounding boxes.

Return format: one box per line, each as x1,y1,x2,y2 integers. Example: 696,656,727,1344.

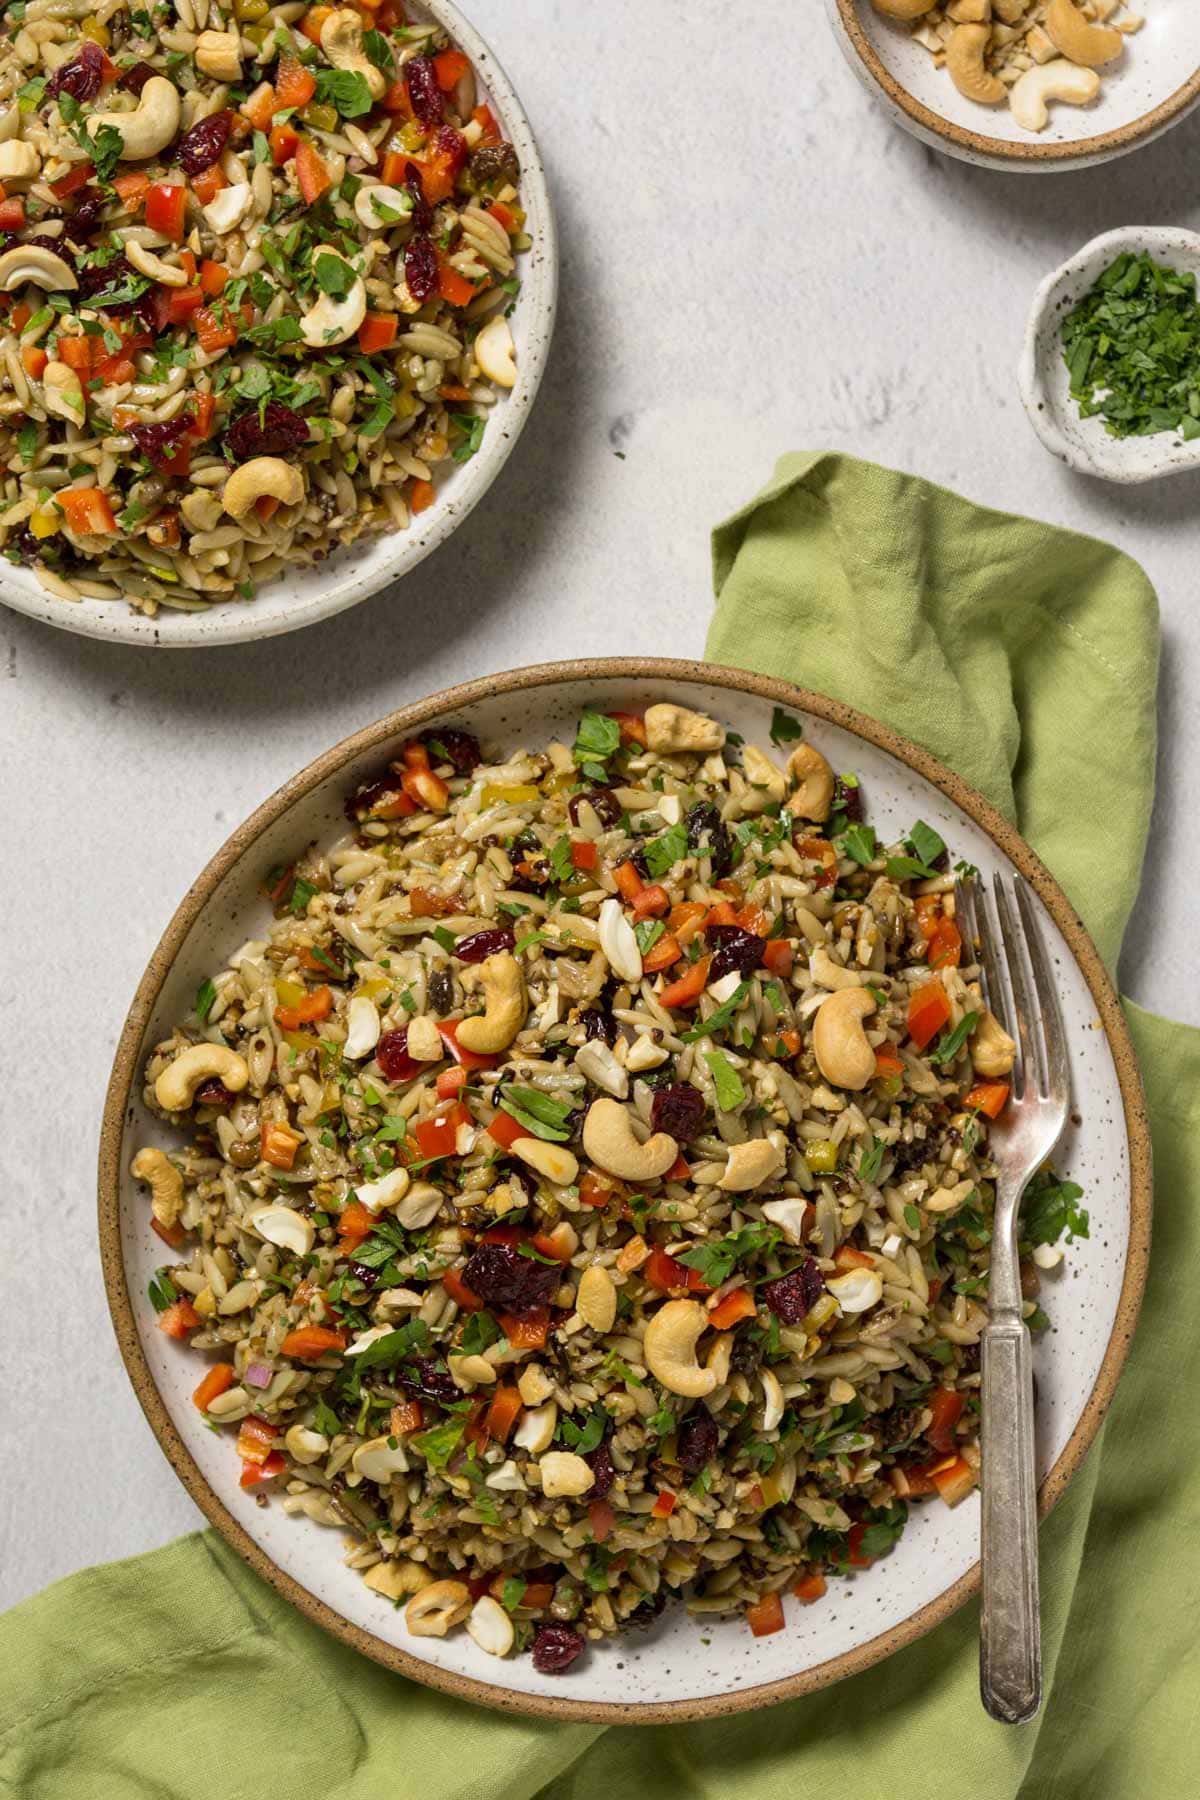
10,302,30,333
669,902,708,946
651,1490,677,1518
188,392,216,440
588,1498,615,1543
792,1571,827,1603
926,1387,965,1454
658,955,711,1010
442,1266,484,1312
707,1287,757,1330
279,1325,347,1361
261,1121,303,1170
613,860,644,902
761,939,794,976
275,984,333,1030
772,1028,802,1058
631,883,670,921
410,477,434,513
432,48,470,90
294,138,331,205
484,1384,522,1444
239,1450,286,1488
908,979,951,1051
21,345,46,378
569,839,598,872
274,55,316,110
487,1108,527,1150
874,1043,905,1080
833,1245,875,1272
746,1592,785,1638
336,1199,374,1251
914,894,943,942
964,1080,1009,1119
930,1454,977,1507
437,257,476,308
487,200,515,234
299,4,335,45
113,171,149,211
236,1415,280,1463
642,933,681,973
928,917,962,970
470,103,501,145
391,1398,424,1435
191,165,227,205
57,487,116,536
358,311,398,354
497,1307,550,1349
192,1364,236,1412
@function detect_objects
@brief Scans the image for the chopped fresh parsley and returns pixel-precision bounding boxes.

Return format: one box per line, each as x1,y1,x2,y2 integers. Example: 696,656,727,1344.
928,1011,979,1067
769,706,804,748
839,823,877,867
573,708,621,781
635,917,666,955
558,1405,608,1455
413,1414,466,1470
858,1135,885,1184
642,821,689,878
677,1222,778,1289
450,412,486,463
497,1084,574,1142
314,68,374,118
680,979,750,1044
703,1047,745,1111
1062,251,1200,441
194,978,217,1023
1021,1170,1090,1248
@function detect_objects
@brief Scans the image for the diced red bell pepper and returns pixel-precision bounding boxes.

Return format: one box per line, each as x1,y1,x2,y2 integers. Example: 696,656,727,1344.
151,1215,188,1250
400,766,449,811
295,138,331,205
792,1571,827,1603
437,257,476,308
874,1043,905,1080
279,1325,347,1361
412,1101,471,1163
631,884,670,921
470,103,501,145
833,1245,875,1272
239,1450,285,1488
113,171,149,211
432,48,470,91
193,304,238,352
442,1266,483,1311
58,487,116,536
269,123,300,167
436,1065,468,1101
189,392,216,439
907,979,952,1051
613,860,644,902
745,1592,785,1638
496,1307,550,1348
569,839,598,871
963,1080,1009,1119
484,1384,523,1444
929,1454,977,1507
761,939,794,977
644,1246,709,1295
846,1523,873,1568
410,478,435,514
642,934,681,973
336,1199,374,1251
608,710,647,746
651,1490,677,1518
925,1387,965,1454
275,985,333,1030
588,1498,615,1542
358,311,398,354
240,81,277,133
274,55,316,110
391,1398,424,1435
579,1168,621,1209
236,1415,280,1463
658,956,712,1010
487,1108,528,1150
51,162,95,199
0,198,24,231
145,182,186,243
928,917,963,970
261,1121,303,1169
191,165,226,206
707,1287,757,1331
156,1297,200,1340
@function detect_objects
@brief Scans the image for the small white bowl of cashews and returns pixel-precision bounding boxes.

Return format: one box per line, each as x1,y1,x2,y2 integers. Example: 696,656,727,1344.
827,0,1200,170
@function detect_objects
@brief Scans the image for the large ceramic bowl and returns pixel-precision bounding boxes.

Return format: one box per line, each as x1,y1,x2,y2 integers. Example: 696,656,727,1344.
99,660,1151,1722
0,0,556,650
828,0,1200,171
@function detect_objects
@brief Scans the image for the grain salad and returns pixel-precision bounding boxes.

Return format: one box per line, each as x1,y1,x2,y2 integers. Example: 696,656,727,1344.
0,0,526,613
136,700,1089,1673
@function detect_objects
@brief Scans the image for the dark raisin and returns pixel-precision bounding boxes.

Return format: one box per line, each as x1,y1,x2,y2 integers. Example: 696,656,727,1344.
427,968,454,1016
581,1006,615,1047
686,803,733,879
61,186,106,238
46,41,105,104
585,1437,614,1499
567,788,621,829
404,234,439,304
832,774,863,824
118,60,156,95
130,417,191,471
224,400,309,464
650,1083,706,1144
762,1259,824,1324
707,924,765,983
460,1242,560,1316
344,768,404,823
627,1588,668,1630
176,109,233,176
404,163,432,233
466,143,519,190
399,1358,459,1406
376,1029,418,1083
729,1331,759,1378
405,55,444,125
9,528,40,565
531,1623,585,1675
420,726,481,773
193,1079,234,1109
348,1262,380,1291
454,928,515,963
676,1407,718,1477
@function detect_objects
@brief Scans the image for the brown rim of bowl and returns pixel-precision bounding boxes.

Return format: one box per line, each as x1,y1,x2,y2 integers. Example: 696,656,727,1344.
834,0,1200,164
98,657,1153,1726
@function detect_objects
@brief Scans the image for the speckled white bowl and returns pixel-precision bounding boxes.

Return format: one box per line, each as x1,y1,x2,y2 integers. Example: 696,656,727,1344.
828,0,1200,171
1020,225,1200,482
99,663,1151,1722
0,0,556,649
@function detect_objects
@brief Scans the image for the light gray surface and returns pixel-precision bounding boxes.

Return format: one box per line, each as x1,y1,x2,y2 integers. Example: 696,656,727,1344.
0,0,1195,1612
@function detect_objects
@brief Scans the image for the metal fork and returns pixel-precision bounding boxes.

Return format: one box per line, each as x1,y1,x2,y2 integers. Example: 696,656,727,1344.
956,874,1070,1726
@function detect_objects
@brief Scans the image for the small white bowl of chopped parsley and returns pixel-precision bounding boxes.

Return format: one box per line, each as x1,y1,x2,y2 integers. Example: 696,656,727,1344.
1019,225,1200,483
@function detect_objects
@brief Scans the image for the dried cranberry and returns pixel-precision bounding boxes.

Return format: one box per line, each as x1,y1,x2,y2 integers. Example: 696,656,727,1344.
399,1358,460,1406
9,528,40,565
348,1261,380,1291
832,773,863,824
176,110,233,177
585,1436,614,1499
687,803,733,879
405,234,438,305
433,123,468,173
405,56,444,126
581,1006,615,1047
119,60,156,96
65,186,105,238
676,1407,719,1477
224,401,309,465
344,768,403,822
193,1078,234,1109
567,788,622,829
376,1029,418,1083
420,726,481,774
531,1623,585,1675
404,163,432,233
454,928,514,963
650,1083,706,1144
130,417,191,472
762,1259,824,1324
427,969,454,1016
46,41,105,104
460,1242,560,1316
707,924,765,984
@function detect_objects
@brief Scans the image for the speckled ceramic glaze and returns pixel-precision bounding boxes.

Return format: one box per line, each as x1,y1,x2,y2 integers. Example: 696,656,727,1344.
1020,225,1200,482
828,0,1200,171
0,0,556,649
98,662,1151,1722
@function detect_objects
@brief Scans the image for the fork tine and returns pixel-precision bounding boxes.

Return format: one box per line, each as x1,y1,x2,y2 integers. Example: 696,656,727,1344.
993,874,1045,1096
1013,877,1070,1104
961,879,1012,1041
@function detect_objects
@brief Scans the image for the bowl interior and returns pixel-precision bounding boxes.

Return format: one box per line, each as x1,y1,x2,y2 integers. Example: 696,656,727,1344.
103,666,1144,1719
0,0,556,649
840,0,1200,160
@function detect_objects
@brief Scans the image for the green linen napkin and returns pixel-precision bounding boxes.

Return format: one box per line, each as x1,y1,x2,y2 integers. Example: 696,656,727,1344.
4,451,1195,1800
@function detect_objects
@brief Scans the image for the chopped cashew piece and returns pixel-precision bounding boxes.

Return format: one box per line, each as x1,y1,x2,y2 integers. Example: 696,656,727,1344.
643,703,726,755
202,183,253,237
154,1043,249,1111
827,1266,884,1314
517,1363,554,1406
467,1595,515,1658
1009,58,1100,130
575,1264,618,1332
513,1399,557,1454
244,1202,314,1257
41,360,85,425
786,741,834,821
582,1097,678,1182
195,29,243,82
812,988,877,1091
0,244,77,293
456,952,526,1053
395,1180,444,1229
538,1450,595,1498
284,1425,329,1464
405,1014,443,1061
126,239,188,288
760,1367,784,1432
131,1146,183,1228
354,1166,411,1214
352,1435,409,1482
643,1298,717,1398
762,1196,810,1245
354,183,413,231
474,315,516,388
738,743,787,812
88,76,181,161
512,1137,580,1186
0,142,39,183
719,1137,786,1192
343,994,381,1060
405,1580,471,1637
575,1037,629,1098
222,458,305,521
598,897,642,985
365,1559,432,1601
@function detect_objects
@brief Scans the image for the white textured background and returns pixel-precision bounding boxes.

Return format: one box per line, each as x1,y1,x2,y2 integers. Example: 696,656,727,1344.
1,0,1196,1608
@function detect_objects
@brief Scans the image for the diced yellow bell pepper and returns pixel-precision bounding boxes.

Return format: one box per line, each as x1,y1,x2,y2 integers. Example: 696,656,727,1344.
282,1029,320,1054
481,783,540,806
275,978,305,1007
804,1139,840,1174
81,17,111,46
29,508,60,540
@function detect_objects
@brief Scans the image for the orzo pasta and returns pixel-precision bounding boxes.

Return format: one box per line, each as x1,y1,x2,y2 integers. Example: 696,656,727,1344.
137,700,1089,1671
0,0,526,613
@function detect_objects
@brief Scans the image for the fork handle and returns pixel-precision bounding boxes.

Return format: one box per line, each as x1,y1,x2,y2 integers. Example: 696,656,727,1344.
980,1315,1041,1724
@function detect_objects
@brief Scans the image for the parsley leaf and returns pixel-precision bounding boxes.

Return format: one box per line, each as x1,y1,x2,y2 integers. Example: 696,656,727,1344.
703,1047,746,1111
769,706,804,747
680,979,750,1044
351,1318,431,1370
558,1406,608,1454
88,122,125,183
677,1222,778,1289
928,1011,979,1067
314,68,374,118
497,1085,574,1142
573,708,620,779
147,1270,178,1313
194,978,217,1023
907,820,946,868
1021,1170,1090,1247
858,1135,885,1183
413,1414,466,1470
642,821,689,878
839,823,877,867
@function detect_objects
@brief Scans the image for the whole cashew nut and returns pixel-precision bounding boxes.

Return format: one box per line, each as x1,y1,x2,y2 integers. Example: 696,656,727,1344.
222,458,306,521
946,24,1006,104
1008,58,1100,131
321,10,388,100
786,741,834,821
455,952,527,1053
643,1298,718,1399
870,0,936,16
404,1579,471,1638
970,1006,1016,1077
737,743,787,813
155,1043,250,1111
575,1263,618,1333
1044,0,1123,68
811,987,877,1091
582,1097,678,1182
643,703,726,755
365,1560,432,1601
88,76,181,161
125,239,188,289
131,1146,184,1228
0,243,77,293
300,244,367,349
718,1136,785,1192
